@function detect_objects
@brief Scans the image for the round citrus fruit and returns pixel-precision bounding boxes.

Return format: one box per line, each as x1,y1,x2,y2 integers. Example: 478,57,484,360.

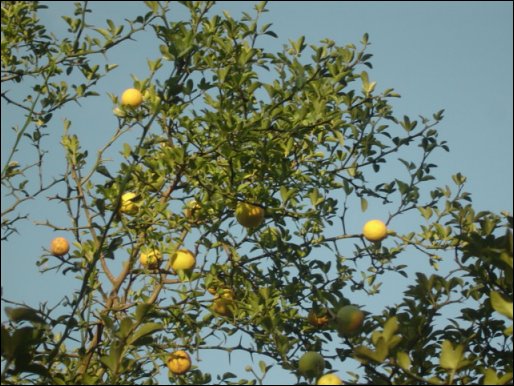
171,249,196,272
308,309,331,328
139,249,162,269
336,305,364,336
362,219,388,242
121,88,143,107
167,350,191,375
236,202,265,228
50,237,70,256
317,373,344,385
298,351,325,379
120,192,138,215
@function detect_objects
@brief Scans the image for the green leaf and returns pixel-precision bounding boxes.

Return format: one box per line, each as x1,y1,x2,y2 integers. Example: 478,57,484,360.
360,197,368,212
418,206,433,220
483,368,501,385
490,291,513,319
135,303,152,323
439,340,465,371
259,360,267,374
355,338,388,363
382,317,399,341
118,317,133,339
361,71,369,91
128,322,162,346
5,307,45,324
100,353,117,373
451,172,467,186
361,33,369,45
396,351,411,371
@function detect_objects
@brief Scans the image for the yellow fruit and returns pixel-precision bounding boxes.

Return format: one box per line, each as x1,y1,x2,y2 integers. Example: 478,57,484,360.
362,219,388,242
236,202,265,228
167,350,191,375
298,352,325,379
50,237,70,256
212,289,235,316
139,249,162,269
171,249,196,272
336,305,364,336
308,309,331,328
121,88,143,107
120,192,138,215
317,373,344,385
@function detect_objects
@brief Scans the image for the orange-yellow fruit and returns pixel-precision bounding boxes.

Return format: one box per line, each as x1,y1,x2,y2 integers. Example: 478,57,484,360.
236,202,265,228
336,305,364,336
50,237,70,256
362,219,388,242
171,249,196,272
308,309,331,328
120,192,138,215
317,373,344,385
121,88,143,107
139,249,162,269
167,350,191,375
298,352,325,379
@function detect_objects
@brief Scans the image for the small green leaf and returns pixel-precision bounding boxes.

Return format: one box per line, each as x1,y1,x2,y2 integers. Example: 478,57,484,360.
360,197,368,212
259,360,267,374
452,172,467,186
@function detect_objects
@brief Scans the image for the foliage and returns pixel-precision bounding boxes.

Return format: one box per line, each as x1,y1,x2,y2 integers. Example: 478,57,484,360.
1,1,512,385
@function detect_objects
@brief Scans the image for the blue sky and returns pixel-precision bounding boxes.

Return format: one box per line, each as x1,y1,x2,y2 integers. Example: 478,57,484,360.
1,1,512,384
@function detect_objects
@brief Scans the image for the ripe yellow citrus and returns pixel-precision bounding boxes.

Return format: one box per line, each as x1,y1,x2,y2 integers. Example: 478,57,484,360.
336,305,364,336
50,237,70,256
308,309,331,328
362,219,388,242
139,249,162,269
167,350,191,375
171,249,196,272
121,88,143,107
298,352,325,379
236,202,265,228
317,373,344,385
120,192,138,215
212,289,235,317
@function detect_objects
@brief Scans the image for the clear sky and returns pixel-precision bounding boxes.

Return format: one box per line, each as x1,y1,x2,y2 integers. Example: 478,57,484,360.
1,1,512,384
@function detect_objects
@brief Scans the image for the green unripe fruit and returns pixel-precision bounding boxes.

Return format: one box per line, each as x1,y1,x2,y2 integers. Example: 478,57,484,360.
336,305,364,336
298,351,325,379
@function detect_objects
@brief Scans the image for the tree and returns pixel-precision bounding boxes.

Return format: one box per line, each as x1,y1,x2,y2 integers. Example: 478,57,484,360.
1,2,512,384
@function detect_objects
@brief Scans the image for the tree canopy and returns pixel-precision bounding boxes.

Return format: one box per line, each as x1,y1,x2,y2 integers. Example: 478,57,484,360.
1,2,512,385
